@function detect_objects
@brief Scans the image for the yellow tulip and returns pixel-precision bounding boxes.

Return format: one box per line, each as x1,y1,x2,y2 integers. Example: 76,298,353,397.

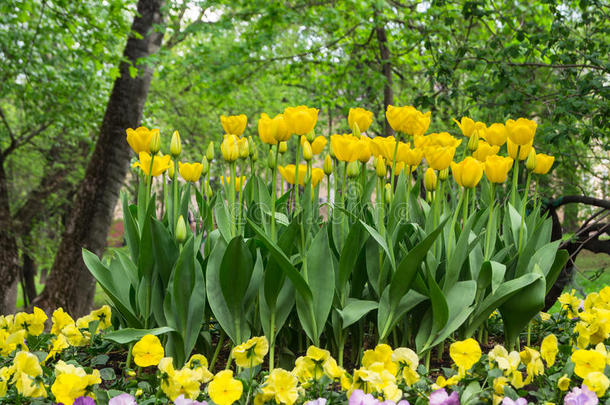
453,117,476,137
323,154,333,175
425,145,456,171
302,138,313,161
484,123,507,146
396,143,423,167
423,132,462,148
484,155,513,184
330,134,359,162
170,130,181,157
369,136,396,162
375,156,387,177
301,135,327,155
220,114,247,136
133,152,172,177
221,134,240,162
178,162,203,183
424,168,437,191
258,113,278,145
126,126,158,154
273,114,291,142
278,165,324,187
348,107,374,132
284,105,319,135
175,215,187,243
507,138,533,161
451,157,484,188
386,105,431,136
506,118,537,145
238,137,249,158
220,176,246,192
472,141,500,162
533,153,554,174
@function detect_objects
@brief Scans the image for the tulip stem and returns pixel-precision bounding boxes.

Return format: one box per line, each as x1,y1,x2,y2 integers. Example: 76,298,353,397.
230,162,237,237
326,174,331,216
405,168,411,222
447,188,465,258
360,161,367,202
294,139,301,209
238,165,245,235
172,156,179,232
210,330,225,371
390,137,399,191
146,154,156,208
510,149,519,207
462,188,469,224
484,183,495,260
518,171,532,254
269,312,276,371
270,144,279,241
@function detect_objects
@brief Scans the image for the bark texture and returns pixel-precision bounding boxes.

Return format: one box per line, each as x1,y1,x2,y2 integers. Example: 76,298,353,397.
375,16,394,137
33,0,165,317
0,159,20,313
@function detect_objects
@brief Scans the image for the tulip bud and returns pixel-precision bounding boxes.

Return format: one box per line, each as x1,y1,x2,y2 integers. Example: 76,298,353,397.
347,160,360,178
439,168,449,181
323,154,333,176
239,138,249,159
206,141,215,161
384,183,393,204
268,149,276,169
329,145,336,159
204,180,213,199
375,156,387,178
352,121,361,139
248,136,256,156
467,131,479,152
168,161,175,178
424,168,437,191
251,146,258,162
170,131,181,157
302,138,313,161
279,141,287,154
149,131,161,154
526,148,537,171
175,215,187,243
426,191,433,203
306,129,315,143
201,156,209,176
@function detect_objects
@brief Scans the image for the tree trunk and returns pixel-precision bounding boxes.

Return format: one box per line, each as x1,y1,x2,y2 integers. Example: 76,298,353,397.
375,12,394,137
0,158,20,314
33,0,165,317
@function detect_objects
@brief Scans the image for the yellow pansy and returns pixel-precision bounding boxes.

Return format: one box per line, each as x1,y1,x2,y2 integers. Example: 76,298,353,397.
348,107,374,133
126,126,158,154
221,114,247,136
132,334,165,367
178,162,203,182
45,334,69,362
186,354,213,383
571,349,606,378
540,334,558,367
362,343,398,376
89,305,112,330
51,308,75,336
451,157,484,188
284,105,319,135
450,338,482,376
208,370,243,405
232,336,269,368
558,374,571,391
263,368,299,405
51,373,89,404
520,346,544,383
163,367,201,400
133,152,172,176
392,347,420,385
583,371,609,397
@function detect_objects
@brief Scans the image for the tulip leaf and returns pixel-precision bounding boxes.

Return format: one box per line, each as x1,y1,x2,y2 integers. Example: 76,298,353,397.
219,236,254,317
214,199,232,243
338,299,378,329
247,218,313,303
379,289,428,341
103,327,174,344
121,192,139,262
259,275,294,340
545,249,569,294
427,281,476,349
360,219,396,270
337,221,368,295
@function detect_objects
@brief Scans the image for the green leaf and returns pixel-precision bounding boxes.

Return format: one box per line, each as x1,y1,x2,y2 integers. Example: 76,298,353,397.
219,236,253,317
103,327,174,344
337,222,368,294
338,299,378,329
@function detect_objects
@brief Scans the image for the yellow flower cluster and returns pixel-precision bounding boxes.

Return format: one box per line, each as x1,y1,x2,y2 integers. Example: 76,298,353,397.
573,286,610,348
158,354,214,401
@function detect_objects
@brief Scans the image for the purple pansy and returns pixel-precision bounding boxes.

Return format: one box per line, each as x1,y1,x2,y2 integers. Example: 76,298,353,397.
72,397,96,405
502,398,527,405
173,394,208,405
564,385,599,405
349,390,378,405
109,393,138,405
429,388,460,405
305,399,327,405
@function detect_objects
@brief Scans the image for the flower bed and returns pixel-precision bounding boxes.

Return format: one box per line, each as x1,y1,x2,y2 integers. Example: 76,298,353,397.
1,286,609,404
